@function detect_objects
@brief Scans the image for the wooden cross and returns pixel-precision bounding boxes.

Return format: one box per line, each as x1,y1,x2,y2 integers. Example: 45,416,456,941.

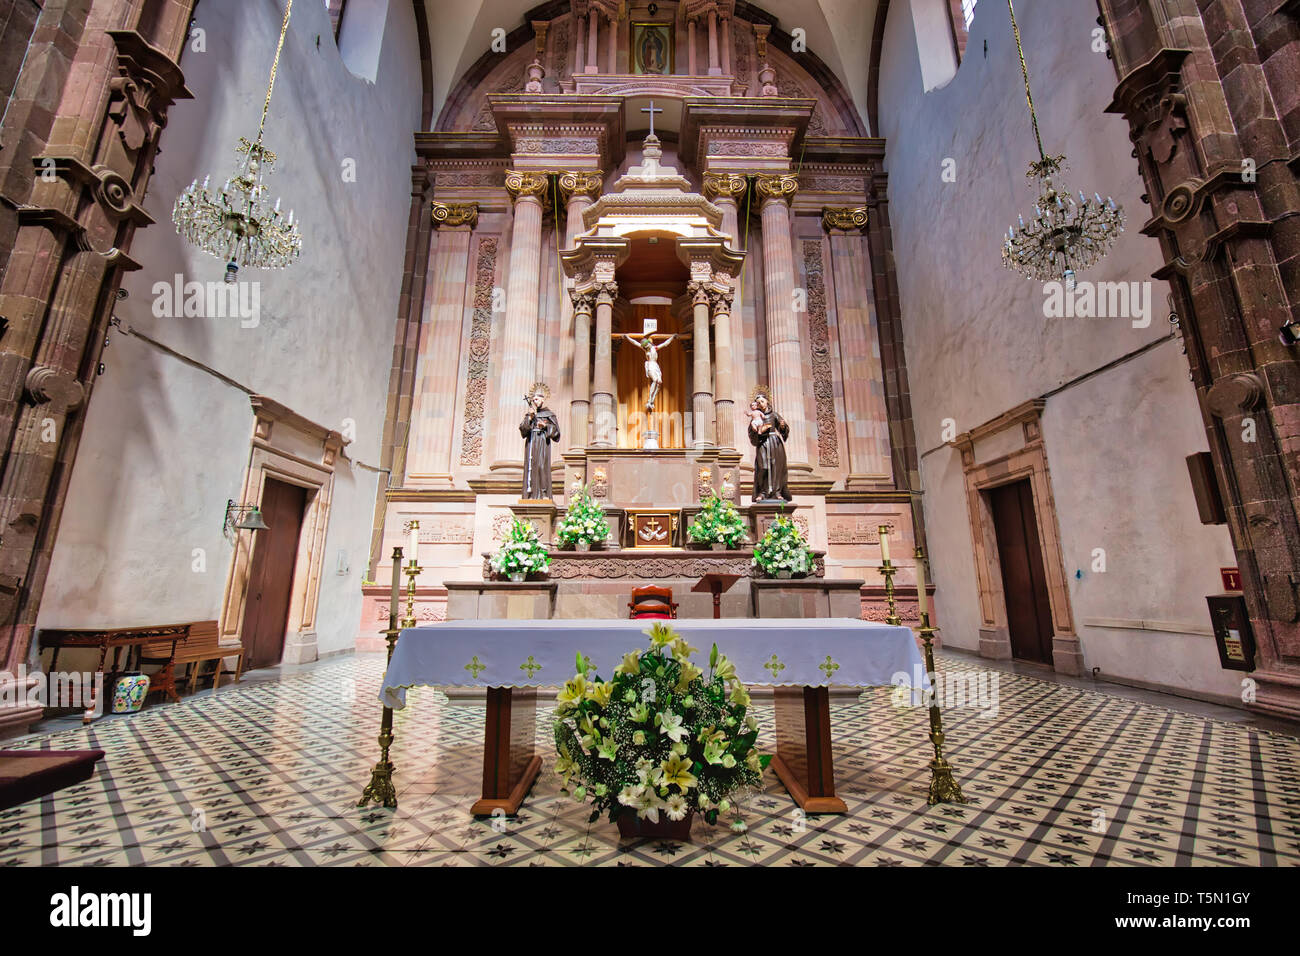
640,100,663,136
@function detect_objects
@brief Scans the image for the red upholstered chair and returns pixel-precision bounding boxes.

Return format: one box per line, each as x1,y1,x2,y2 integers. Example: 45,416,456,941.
628,585,678,620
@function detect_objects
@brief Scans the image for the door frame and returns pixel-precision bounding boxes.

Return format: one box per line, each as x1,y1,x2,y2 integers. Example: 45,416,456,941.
953,400,1082,675
221,396,349,665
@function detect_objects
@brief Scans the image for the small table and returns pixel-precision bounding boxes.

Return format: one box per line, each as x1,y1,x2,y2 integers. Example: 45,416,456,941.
692,572,743,619
40,624,191,721
381,618,924,816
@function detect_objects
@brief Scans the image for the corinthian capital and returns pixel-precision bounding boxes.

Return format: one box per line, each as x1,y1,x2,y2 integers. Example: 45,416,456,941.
431,201,479,228
593,279,619,304
754,172,798,206
570,288,596,313
558,170,604,203
505,170,550,204
821,206,868,232
702,171,749,204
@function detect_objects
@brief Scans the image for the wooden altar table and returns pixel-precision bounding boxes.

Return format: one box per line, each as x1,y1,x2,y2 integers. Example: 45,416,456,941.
381,618,924,815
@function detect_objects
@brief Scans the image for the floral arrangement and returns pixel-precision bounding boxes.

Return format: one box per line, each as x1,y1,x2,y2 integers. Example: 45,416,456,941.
553,622,770,828
489,517,550,579
687,492,748,548
752,515,812,577
554,485,611,549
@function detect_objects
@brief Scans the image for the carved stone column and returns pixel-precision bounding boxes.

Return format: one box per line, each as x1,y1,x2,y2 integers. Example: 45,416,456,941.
720,13,731,75
408,203,478,481
606,11,619,74
710,279,737,449
559,171,603,449
591,280,618,447
707,7,721,76
493,171,548,469
702,171,748,251
573,0,587,74
570,290,595,447
688,279,715,447
823,206,890,482
755,172,806,468
687,17,697,75
1098,0,1300,718
586,8,599,73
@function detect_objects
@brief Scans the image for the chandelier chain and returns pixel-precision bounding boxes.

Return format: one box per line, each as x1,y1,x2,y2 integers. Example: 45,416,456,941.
1006,0,1046,165
258,0,294,145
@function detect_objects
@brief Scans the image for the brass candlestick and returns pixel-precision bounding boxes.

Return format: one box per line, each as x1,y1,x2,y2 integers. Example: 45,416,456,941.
878,560,901,626
359,546,404,809
402,560,422,629
917,607,967,806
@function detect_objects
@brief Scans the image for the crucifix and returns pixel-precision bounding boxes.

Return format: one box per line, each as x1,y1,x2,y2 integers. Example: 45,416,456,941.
616,317,689,415
640,100,663,136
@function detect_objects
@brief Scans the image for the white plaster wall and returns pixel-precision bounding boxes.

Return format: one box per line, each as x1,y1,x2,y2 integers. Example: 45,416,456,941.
877,0,1239,698
36,0,422,659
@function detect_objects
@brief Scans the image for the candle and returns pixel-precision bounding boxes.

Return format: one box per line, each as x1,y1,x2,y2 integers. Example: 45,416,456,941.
389,547,402,612
407,522,419,566
916,555,929,622
878,525,891,564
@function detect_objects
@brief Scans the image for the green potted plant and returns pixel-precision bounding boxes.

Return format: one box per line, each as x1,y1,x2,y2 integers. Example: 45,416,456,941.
489,517,550,582
553,622,770,840
752,514,812,579
554,485,611,552
686,492,748,550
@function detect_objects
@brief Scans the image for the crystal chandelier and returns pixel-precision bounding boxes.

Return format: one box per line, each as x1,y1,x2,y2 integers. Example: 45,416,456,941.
173,0,302,280
1000,0,1123,285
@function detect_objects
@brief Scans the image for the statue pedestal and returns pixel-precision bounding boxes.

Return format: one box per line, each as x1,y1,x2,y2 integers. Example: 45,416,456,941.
747,501,799,542
509,500,558,545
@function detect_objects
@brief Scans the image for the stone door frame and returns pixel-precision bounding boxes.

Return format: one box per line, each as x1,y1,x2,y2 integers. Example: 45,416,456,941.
220,396,348,665
955,400,1082,675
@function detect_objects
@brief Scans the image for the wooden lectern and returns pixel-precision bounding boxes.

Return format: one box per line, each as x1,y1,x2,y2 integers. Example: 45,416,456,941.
470,687,542,816
691,572,743,619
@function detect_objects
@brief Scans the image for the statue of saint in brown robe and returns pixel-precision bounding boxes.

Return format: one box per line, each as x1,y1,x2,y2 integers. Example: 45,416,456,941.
748,394,791,502
520,390,560,499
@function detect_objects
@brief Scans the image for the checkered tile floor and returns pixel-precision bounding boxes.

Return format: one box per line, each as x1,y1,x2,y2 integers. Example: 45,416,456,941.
2,654,1297,866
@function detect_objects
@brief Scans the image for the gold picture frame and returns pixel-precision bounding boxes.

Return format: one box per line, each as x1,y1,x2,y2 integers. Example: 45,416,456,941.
631,22,673,75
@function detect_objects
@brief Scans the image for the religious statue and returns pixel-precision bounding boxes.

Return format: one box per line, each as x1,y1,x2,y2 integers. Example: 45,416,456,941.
520,383,560,499
617,325,686,413
748,389,791,502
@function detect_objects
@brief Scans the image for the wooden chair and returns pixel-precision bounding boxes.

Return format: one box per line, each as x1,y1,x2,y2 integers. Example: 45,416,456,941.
140,621,244,695
628,585,678,619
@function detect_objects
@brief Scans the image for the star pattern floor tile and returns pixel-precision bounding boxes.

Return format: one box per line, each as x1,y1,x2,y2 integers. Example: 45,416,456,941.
2,653,1297,867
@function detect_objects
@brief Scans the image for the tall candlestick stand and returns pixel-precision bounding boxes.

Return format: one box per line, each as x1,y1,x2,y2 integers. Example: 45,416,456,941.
916,606,966,805
878,560,901,626
359,546,404,809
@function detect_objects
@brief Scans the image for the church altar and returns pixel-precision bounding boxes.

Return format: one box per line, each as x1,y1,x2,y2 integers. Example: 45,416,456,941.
382,617,924,815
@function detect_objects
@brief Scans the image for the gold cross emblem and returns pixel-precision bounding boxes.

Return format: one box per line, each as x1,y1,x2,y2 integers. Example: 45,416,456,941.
465,656,486,679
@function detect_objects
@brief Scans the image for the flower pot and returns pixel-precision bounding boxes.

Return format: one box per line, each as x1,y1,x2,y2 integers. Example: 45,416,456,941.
576,540,591,552
509,572,526,583
711,542,726,551
616,810,694,841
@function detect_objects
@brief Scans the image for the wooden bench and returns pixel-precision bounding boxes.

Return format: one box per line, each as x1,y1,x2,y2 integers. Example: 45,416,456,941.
141,621,244,695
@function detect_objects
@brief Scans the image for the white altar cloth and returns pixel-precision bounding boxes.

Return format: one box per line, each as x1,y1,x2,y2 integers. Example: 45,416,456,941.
380,618,924,709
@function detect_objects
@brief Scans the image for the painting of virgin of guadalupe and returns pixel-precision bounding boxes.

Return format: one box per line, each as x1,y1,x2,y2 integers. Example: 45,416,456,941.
631,22,673,75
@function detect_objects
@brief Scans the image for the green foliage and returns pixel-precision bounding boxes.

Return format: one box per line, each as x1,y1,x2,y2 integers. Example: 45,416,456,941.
751,514,812,576
686,492,748,548
554,485,611,548
489,517,550,578
552,623,769,827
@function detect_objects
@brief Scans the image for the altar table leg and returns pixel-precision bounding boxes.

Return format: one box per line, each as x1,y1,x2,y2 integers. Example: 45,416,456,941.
770,686,848,814
471,687,542,816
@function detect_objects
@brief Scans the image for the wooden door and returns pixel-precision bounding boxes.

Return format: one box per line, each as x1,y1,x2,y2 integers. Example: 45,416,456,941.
240,478,307,670
989,480,1055,664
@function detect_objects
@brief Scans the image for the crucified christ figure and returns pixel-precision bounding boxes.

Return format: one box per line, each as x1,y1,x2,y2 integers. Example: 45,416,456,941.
617,329,689,413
